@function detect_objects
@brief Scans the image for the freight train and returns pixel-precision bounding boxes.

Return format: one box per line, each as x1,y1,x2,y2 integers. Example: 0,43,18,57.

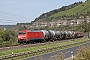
18,30,84,44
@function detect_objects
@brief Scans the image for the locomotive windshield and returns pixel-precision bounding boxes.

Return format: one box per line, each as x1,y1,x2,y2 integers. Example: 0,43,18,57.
19,32,26,34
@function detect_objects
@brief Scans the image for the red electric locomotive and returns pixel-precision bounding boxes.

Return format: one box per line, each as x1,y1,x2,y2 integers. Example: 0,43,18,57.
18,30,44,44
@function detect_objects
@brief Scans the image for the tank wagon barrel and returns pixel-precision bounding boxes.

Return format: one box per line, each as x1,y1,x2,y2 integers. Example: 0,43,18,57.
54,31,62,40
48,30,55,41
41,30,49,41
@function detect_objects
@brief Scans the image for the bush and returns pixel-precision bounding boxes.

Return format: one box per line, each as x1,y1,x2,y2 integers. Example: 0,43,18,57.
71,45,90,60
0,29,18,46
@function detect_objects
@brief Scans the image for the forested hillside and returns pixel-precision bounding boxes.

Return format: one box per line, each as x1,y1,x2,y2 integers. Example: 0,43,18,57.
34,1,83,22
31,0,90,22
50,0,90,19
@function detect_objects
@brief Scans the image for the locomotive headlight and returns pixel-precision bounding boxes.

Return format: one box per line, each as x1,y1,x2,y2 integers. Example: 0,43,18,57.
23,36,26,38
18,36,26,39
18,36,21,38
23,36,26,39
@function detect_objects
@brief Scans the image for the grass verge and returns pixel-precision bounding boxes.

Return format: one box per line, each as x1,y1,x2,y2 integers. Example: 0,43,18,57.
0,38,89,60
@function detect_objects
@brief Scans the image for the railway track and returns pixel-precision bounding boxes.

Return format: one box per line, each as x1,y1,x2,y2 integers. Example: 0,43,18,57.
0,38,85,52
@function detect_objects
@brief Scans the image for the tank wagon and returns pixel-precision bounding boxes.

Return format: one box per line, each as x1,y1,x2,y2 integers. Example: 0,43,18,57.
40,30,49,41
18,30,84,44
54,31,62,40
76,32,84,38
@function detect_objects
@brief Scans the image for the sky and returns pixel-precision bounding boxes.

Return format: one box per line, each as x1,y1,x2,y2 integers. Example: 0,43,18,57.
0,0,86,25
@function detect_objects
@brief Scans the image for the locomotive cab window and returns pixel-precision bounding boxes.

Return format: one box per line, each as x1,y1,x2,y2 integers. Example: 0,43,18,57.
19,32,26,34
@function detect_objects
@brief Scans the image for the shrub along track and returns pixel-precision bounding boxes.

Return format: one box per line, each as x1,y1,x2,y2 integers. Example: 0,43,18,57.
0,37,86,52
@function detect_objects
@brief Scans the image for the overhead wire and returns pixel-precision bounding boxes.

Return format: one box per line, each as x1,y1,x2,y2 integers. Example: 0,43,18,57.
0,11,28,19
0,19,27,23
0,11,31,24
